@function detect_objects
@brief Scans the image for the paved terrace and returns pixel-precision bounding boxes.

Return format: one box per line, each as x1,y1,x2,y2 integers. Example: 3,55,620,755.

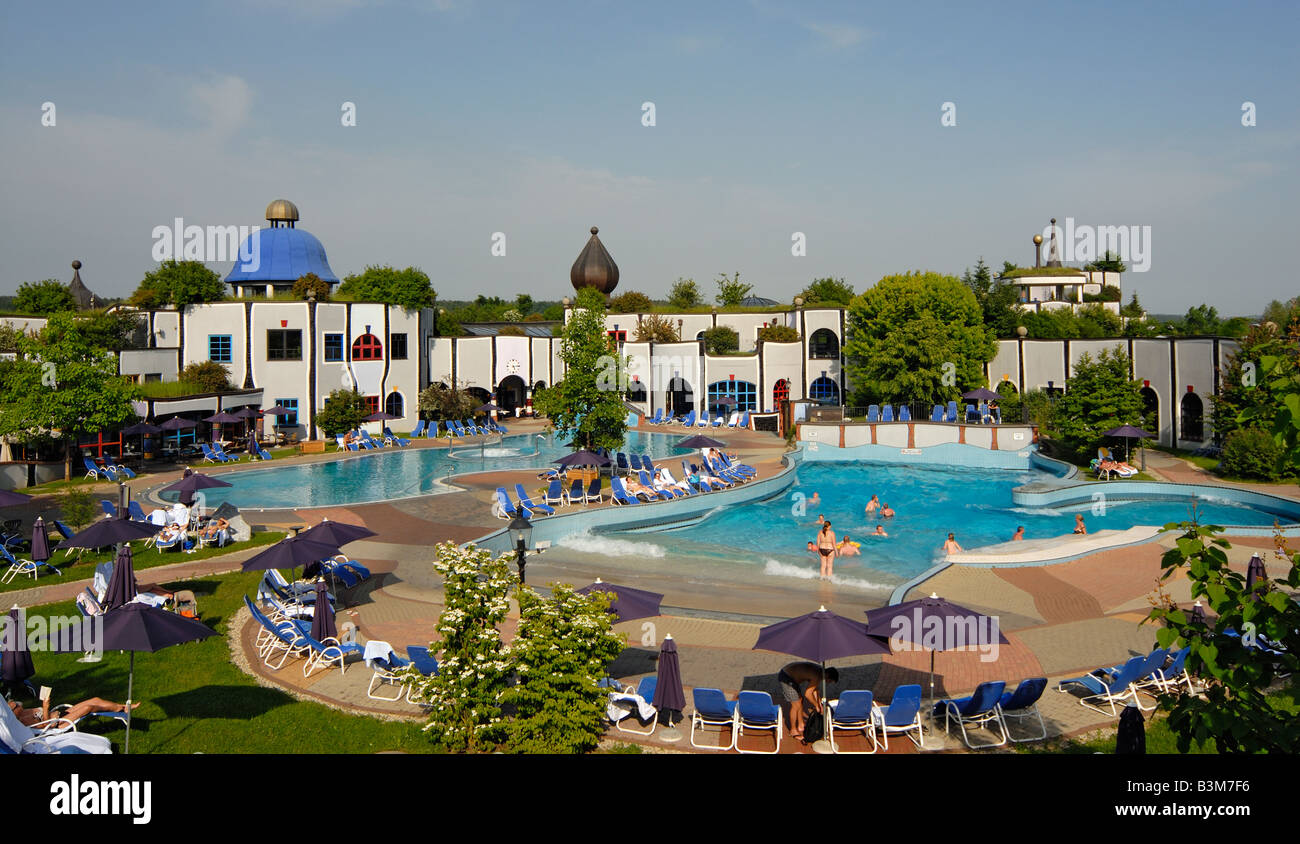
8,424,1299,753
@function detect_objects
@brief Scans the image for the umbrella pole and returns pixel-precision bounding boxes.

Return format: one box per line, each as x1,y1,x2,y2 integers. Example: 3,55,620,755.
125,651,135,755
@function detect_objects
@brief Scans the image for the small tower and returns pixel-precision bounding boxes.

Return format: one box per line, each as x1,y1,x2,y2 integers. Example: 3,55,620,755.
1046,218,1063,268
569,226,620,297
67,260,97,310
265,199,300,229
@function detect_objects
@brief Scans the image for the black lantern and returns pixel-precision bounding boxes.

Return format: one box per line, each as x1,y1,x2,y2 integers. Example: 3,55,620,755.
508,512,533,583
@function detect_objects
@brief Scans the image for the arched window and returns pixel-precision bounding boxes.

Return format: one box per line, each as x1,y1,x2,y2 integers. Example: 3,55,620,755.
1180,392,1204,441
773,379,790,404
626,380,647,403
996,380,1018,396
385,391,404,418
707,380,757,413
810,376,840,405
1140,387,1159,430
533,381,547,393
352,333,383,361
809,329,840,359
667,378,694,416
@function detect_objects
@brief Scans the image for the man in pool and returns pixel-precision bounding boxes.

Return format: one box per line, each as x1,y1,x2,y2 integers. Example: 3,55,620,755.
880,503,895,518
943,532,963,554
778,662,839,741
837,535,860,556
864,494,880,515
808,491,821,508
815,520,837,579
1012,526,1025,541
872,524,888,537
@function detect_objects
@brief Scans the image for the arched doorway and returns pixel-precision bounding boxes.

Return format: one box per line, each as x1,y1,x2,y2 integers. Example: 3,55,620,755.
773,378,790,407
384,391,404,418
496,376,526,414
1140,386,1159,433
626,380,647,403
667,377,694,417
1180,392,1204,441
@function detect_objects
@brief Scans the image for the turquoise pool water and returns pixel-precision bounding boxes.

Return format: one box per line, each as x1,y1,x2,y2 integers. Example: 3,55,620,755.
570,461,1293,590
174,432,694,509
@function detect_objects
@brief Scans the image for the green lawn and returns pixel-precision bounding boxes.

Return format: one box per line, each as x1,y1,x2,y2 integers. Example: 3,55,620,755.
16,570,434,754
1,531,284,595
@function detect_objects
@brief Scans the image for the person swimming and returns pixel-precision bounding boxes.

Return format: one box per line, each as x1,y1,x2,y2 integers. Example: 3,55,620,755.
872,524,888,537
942,532,963,554
864,495,880,515
880,503,896,518
1012,526,1025,541
808,491,821,508
837,535,861,556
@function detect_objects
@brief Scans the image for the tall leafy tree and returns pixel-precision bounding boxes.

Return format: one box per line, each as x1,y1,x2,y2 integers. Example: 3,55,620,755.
1178,304,1222,335
714,271,752,307
0,312,140,480
291,273,332,301
1045,348,1149,462
844,271,995,405
633,314,679,343
962,258,1021,337
336,265,436,311
609,290,654,312
1235,319,1300,474
13,279,76,315
667,278,702,309
314,389,369,436
130,260,227,309
533,287,629,450
798,277,855,306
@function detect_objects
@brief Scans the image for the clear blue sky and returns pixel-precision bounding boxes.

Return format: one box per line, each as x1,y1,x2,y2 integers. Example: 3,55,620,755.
1,0,1296,313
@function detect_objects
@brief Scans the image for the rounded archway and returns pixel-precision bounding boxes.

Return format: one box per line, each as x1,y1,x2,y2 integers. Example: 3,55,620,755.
667,377,694,417
626,380,647,403
810,376,840,405
809,329,839,359
1180,392,1204,441
384,391,405,418
773,378,790,406
1140,386,1159,431
496,375,527,414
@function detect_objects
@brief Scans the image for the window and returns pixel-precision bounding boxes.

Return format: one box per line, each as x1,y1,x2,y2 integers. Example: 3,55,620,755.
809,376,840,405
809,329,840,359
773,379,790,404
707,380,757,412
144,373,162,383
208,334,232,363
607,330,627,345
352,333,383,361
626,380,647,402
389,333,408,360
324,333,344,362
364,395,380,416
274,398,298,427
385,392,404,418
267,329,302,361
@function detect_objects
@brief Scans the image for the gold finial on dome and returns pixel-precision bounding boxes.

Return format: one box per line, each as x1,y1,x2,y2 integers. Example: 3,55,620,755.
265,199,300,228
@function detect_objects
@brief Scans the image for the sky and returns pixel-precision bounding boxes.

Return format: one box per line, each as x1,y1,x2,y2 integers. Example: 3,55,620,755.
1,0,1297,314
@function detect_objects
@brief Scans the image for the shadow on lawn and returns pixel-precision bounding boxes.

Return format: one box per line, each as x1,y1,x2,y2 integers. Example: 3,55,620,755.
153,684,299,719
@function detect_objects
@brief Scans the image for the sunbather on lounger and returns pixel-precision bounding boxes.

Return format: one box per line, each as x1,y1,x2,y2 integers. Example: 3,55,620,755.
10,696,140,727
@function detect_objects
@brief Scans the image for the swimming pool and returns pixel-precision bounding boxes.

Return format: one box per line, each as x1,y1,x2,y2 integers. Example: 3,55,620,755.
555,461,1295,592
171,432,697,509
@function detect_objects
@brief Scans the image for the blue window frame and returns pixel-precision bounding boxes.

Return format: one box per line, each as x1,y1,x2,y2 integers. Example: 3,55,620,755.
209,335,232,363
810,376,840,405
707,380,757,413
274,398,298,428
324,333,344,362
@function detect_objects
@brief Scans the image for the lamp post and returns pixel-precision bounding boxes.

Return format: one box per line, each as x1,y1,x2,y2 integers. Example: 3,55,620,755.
508,512,533,583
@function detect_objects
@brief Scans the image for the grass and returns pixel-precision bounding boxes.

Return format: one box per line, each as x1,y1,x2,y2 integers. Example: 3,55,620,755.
1,531,284,595
14,570,435,753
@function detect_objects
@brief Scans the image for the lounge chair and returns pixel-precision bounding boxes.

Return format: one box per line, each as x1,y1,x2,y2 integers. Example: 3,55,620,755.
411,420,426,438
931,405,945,422
615,453,631,475
648,408,664,425
710,413,724,428
882,405,894,422
609,477,638,506
82,457,109,480
212,443,240,462
998,677,1048,742
301,631,365,677
697,411,711,428
945,401,958,423
899,406,911,422
254,446,273,460
128,501,148,522
828,690,878,754
639,470,678,499
494,488,529,519
610,677,658,736
679,410,696,428
934,680,1008,748
867,405,880,422
690,688,738,751
873,684,924,749
1,545,61,584
565,478,585,505
100,499,117,518
364,641,412,701
735,690,782,754
544,478,567,507
383,427,411,447
584,478,603,503
739,411,750,428
403,646,440,704
1149,647,1197,695
106,457,136,479
199,443,221,464
1056,654,1149,717
965,404,979,423
0,701,112,755
514,484,555,516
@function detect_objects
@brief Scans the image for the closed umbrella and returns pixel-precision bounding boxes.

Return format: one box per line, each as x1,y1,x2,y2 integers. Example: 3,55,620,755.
51,602,215,753
653,634,687,741
1246,554,1267,591
577,579,663,622
309,579,337,642
101,545,139,612
1,606,35,692
29,517,50,564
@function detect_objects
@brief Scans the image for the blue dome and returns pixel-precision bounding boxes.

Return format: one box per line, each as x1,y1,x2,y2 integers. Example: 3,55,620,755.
225,226,339,284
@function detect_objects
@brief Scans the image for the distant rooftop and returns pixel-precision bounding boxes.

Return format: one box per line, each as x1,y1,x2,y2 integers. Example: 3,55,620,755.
460,322,559,337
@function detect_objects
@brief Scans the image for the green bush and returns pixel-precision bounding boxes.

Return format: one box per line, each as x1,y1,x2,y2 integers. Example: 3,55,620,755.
701,326,739,355
59,485,97,528
1220,427,1282,480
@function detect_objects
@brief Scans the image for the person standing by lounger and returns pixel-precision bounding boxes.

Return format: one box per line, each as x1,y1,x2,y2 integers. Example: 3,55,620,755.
815,521,837,579
778,662,839,741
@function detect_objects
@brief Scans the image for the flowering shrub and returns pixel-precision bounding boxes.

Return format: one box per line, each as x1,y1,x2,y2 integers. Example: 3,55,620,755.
399,542,514,752
500,583,626,754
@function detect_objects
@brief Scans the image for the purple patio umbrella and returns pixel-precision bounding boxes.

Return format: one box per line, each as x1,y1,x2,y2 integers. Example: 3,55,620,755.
1246,553,1267,591
309,579,338,642
1,606,35,690
240,535,341,585
158,416,196,449
204,411,242,443
653,634,687,737
0,490,31,508
159,471,232,507
363,411,398,423
577,579,663,622
1187,601,1208,625
29,517,51,563
51,601,215,753
56,514,162,551
553,450,611,468
101,545,140,612
962,387,1001,402
674,434,727,450
1103,424,1155,464
865,593,1009,716
297,518,376,547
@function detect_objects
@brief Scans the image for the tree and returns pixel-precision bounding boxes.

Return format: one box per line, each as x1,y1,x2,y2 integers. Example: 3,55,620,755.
609,291,654,313
291,273,331,301
757,324,800,346
500,583,625,754
1046,348,1149,462
701,326,739,356
1147,523,1300,753
844,271,995,405
179,360,233,393
714,271,752,307
667,278,702,309
419,379,478,424
798,277,855,307
399,542,513,752
58,484,98,529
962,259,1021,338
514,293,535,316
0,312,140,480
74,310,145,351
1074,303,1123,338
1178,304,1222,336
532,287,629,451
634,314,679,343
1120,292,1145,320
1084,249,1127,273
1212,320,1294,445
14,280,76,315
1235,318,1300,474
314,389,368,436
498,324,525,336
1021,308,1080,339
1262,297,1300,329
336,265,436,311
130,260,226,309
500,309,523,323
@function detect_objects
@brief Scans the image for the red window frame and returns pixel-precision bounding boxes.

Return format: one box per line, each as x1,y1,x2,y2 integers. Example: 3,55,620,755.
364,395,380,415
352,333,384,361
773,379,790,404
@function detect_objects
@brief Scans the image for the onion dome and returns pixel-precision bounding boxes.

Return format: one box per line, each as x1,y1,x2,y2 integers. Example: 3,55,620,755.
569,226,620,295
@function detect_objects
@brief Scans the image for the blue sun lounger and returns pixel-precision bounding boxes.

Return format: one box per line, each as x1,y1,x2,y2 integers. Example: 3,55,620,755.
934,680,1008,748
1057,654,1149,717
514,484,554,516
873,684,924,749
828,690,878,754
735,690,782,754
998,677,1048,742
867,405,879,422
690,688,738,751
495,488,529,519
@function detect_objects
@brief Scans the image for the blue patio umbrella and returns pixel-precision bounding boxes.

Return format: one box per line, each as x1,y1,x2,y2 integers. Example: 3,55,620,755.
1,606,35,691
29,517,50,563
309,579,337,642
51,601,215,753
577,579,663,622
